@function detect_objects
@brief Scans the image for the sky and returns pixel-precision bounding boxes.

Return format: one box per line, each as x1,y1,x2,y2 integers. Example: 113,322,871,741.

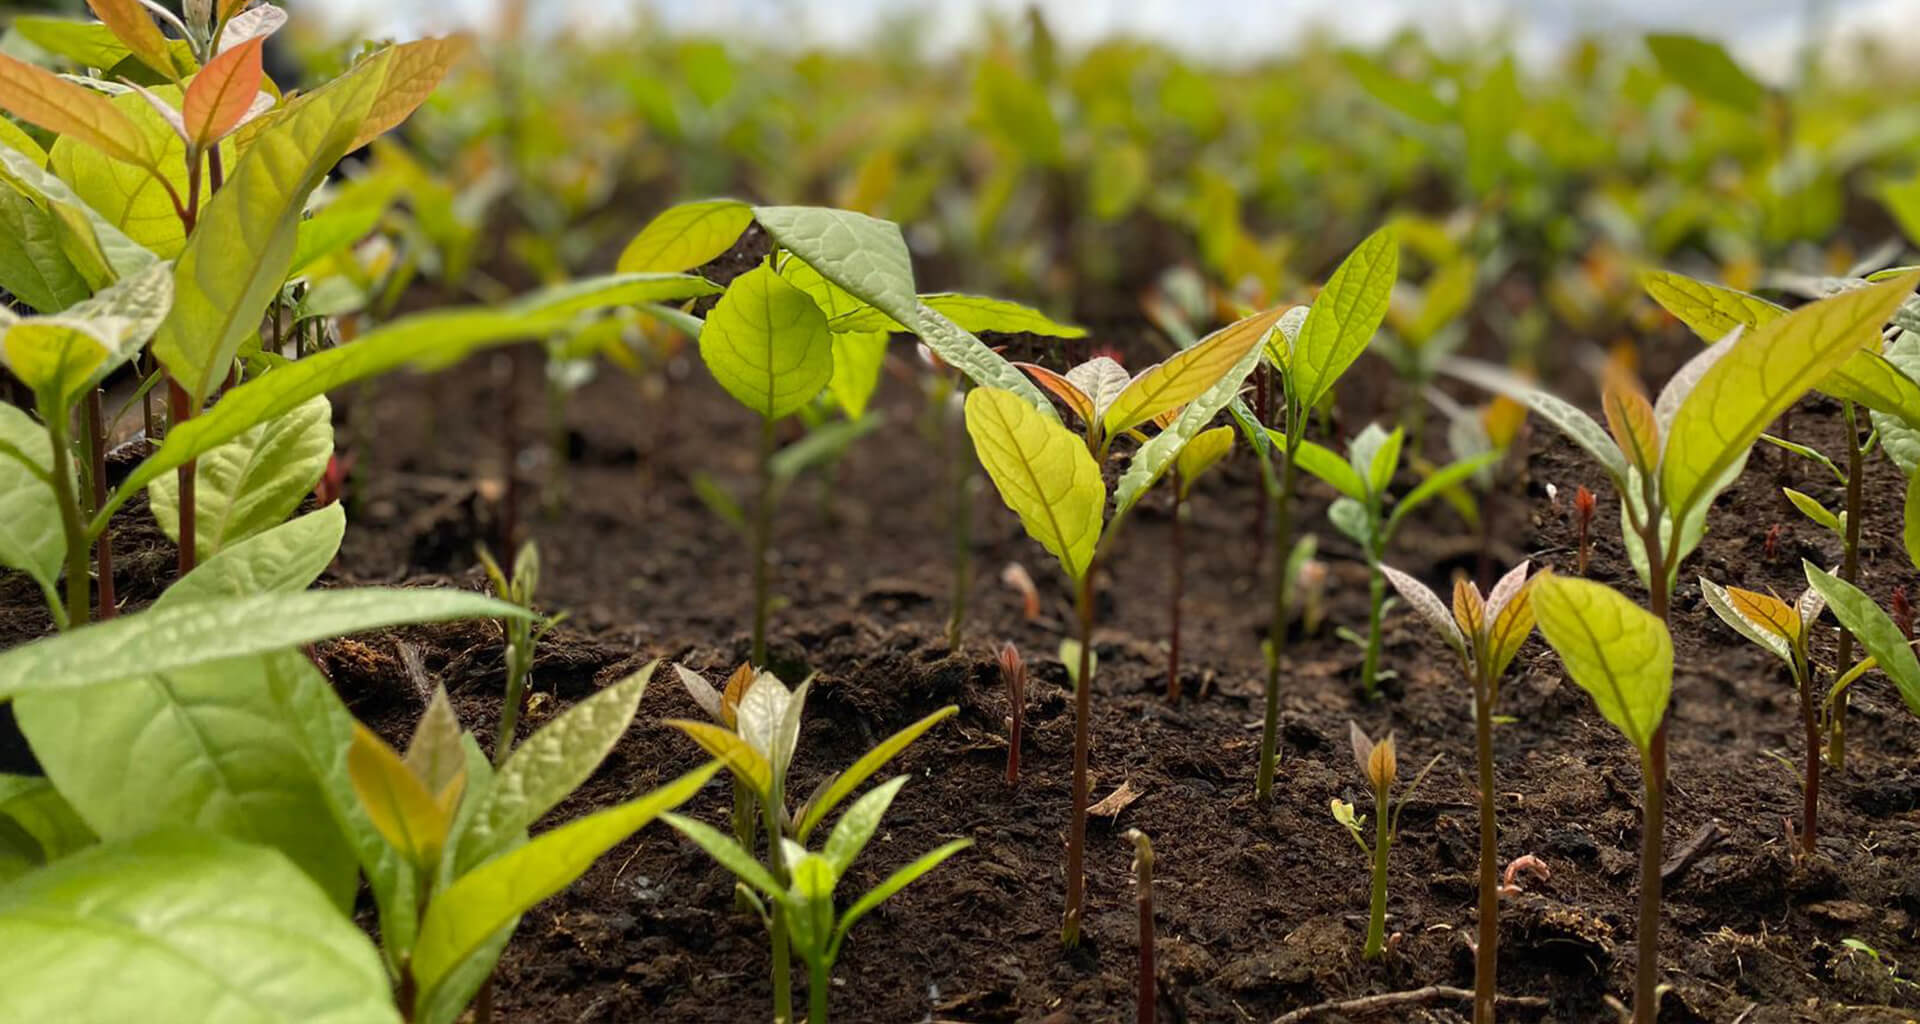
302,0,1920,77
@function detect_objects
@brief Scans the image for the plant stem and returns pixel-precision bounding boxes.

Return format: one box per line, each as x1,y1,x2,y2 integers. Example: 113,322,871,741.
48,409,89,629
1062,567,1096,947
1133,835,1156,1024
1798,664,1820,857
491,628,531,765
752,414,776,668
1361,565,1385,699
1256,443,1297,803
1472,676,1499,1024
85,389,115,620
1364,782,1390,958
168,380,196,575
763,778,793,1023
809,960,829,1024
1167,481,1184,702
1832,401,1863,772
1633,727,1666,1024
945,399,971,649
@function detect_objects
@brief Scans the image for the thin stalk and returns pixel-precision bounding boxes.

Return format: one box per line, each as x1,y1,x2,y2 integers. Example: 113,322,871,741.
1832,401,1863,771
1256,440,1298,802
945,398,971,649
1798,663,1820,857
762,780,793,1024
168,380,197,574
491,628,531,765
1167,480,1185,701
1361,565,1385,699
48,409,90,629
1062,568,1096,947
1633,727,1666,1024
809,960,828,1024
1472,677,1499,1024
1131,832,1156,1024
1363,782,1390,958
85,389,115,620
752,414,777,668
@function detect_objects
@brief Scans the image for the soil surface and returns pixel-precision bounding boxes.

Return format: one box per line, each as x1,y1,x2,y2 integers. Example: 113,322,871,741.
10,290,1920,1023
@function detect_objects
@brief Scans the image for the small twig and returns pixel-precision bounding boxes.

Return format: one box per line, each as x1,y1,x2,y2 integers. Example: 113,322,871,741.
1272,985,1549,1023
1661,819,1723,887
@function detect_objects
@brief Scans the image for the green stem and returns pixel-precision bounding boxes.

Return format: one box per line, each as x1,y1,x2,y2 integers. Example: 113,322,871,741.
1473,678,1499,1024
1832,401,1863,772
808,959,829,1024
752,415,776,668
762,775,792,1023
1364,783,1390,958
1799,662,1820,858
49,408,89,629
1361,564,1385,699
1256,440,1298,802
492,629,531,765
1062,568,1096,947
1633,728,1666,1024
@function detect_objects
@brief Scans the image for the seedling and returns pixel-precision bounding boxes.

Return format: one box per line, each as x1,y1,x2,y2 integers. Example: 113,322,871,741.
1283,421,1495,697
1332,723,1440,959
1699,577,1828,857
666,665,958,1022
1000,642,1028,786
1125,828,1157,1024
1383,560,1535,1023
1572,485,1596,576
1249,226,1400,801
1800,562,1920,739
674,663,763,850
477,540,566,764
1531,573,1673,1024
968,304,1275,945
666,788,968,1024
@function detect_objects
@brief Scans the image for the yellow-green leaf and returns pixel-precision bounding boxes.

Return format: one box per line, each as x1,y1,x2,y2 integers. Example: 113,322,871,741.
965,386,1104,583
827,293,1086,339
86,0,176,80
828,330,888,418
1641,269,1784,342
617,199,752,274
1174,426,1234,498
1532,574,1672,754
1601,360,1660,474
1700,576,1797,664
697,264,833,420
349,35,469,151
348,723,453,870
663,719,771,797
0,51,151,169
1662,271,1920,522
1290,226,1398,413
1104,308,1270,440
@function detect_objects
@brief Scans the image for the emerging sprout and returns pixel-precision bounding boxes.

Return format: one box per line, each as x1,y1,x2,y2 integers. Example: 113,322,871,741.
1572,484,1596,576
999,642,1028,786
1125,828,1158,1024
477,540,563,765
1334,723,1439,959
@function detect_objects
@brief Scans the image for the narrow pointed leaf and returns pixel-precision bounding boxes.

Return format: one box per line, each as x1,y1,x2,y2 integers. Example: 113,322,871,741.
1290,226,1398,413
349,36,470,150
1174,425,1234,497
1443,357,1629,485
148,394,332,557
795,705,956,841
965,387,1104,582
1602,360,1661,474
86,0,175,78
1112,318,1268,517
823,775,908,874
1381,564,1465,657
1803,562,1920,716
831,839,972,953
0,51,151,168
1642,270,1785,341
182,36,264,148
664,719,772,797
662,811,784,898
1699,577,1796,663
1017,362,1095,425
1105,310,1270,438
0,406,62,608
156,504,345,607
911,300,1056,417
349,723,451,868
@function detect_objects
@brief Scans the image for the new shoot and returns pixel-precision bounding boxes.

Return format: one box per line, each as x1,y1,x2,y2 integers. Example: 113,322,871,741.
1333,723,1439,959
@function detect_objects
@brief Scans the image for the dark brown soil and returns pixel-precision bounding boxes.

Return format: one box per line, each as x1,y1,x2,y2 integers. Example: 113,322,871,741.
11,301,1920,1022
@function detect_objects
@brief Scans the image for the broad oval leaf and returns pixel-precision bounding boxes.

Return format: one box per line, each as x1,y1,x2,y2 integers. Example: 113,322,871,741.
156,503,346,607
617,199,752,274
753,206,918,333
0,828,398,1024
0,50,151,168
1174,425,1234,497
1531,574,1672,755
964,387,1104,582
410,762,721,1006
215,3,288,54
1641,269,1785,341
0,405,62,611
1645,33,1767,114
1290,226,1398,414
0,186,90,314
1662,272,1919,523
0,588,530,699
1067,356,1131,426
828,330,889,418
698,264,833,420
348,722,455,870
148,394,332,558
1104,308,1270,439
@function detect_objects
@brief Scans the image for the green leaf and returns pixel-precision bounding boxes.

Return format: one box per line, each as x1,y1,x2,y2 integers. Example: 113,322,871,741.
1267,430,1365,500
0,828,398,1024
0,144,156,284
1531,574,1672,754
1462,57,1518,195
911,299,1057,418
770,413,879,485
101,303,581,530
157,503,345,607
1907,468,1920,574
0,404,62,611
965,387,1104,583
1645,34,1767,114
1662,272,1919,522
1873,330,1920,474
822,775,907,874
661,811,785,898
0,588,530,699
1641,269,1785,341
410,762,721,1005
0,186,89,313
454,665,655,875
1340,50,1451,124
794,706,956,841
513,272,721,319
1783,487,1843,535
1174,425,1234,498
11,17,145,70
1803,562,1920,717
349,720,455,870
830,838,971,957
828,293,1086,339
617,198,752,273
148,394,331,557
1385,452,1500,539
0,774,93,863
1103,308,1271,439
753,206,919,334
47,85,205,261
1290,225,1398,414
1825,350,1920,432
151,49,388,405
698,264,833,420
14,650,360,906
827,330,888,418
1111,313,1272,517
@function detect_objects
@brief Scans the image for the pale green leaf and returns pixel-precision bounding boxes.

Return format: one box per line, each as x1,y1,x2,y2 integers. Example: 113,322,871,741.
48,85,209,261
148,394,332,557
1803,562,1920,717
0,828,398,1024
822,775,908,875
1174,425,1234,498
1641,269,1785,341
0,404,62,609
1266,430,1365,500
514,272,720,319
661,811,784,899
911,300,1057,418
1531,574,1672,754
754,206,918,333
0,186,88,313
1645,34,1767,114
617,198,752,273
698,264,832,420
1290,226,1399,414
1110,315,1270,517
157,504,345,607
410,762,720,1003
1442,357,1629,485
0,143,156,283
828,293,1086,338
827,330,888,418
965,387,1104,582
794,706,956,841
1908,468,1920,575
1783,487,1842,534
0,775,93,863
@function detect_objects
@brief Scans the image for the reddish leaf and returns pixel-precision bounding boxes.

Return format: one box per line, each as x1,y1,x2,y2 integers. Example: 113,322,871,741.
183,36,264,149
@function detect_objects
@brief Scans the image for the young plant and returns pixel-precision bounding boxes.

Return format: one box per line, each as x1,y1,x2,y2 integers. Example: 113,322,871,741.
1800,562,1920,748
1572,484,1596,576
674,662,763,850
476,540,565,764
967,306,1276,945
665,666,957,1023
667,787,968,1024
1000,642,1027,785
1531,574,1672,1024
1332,723,1440,959
1285,421,1496,698
1250,226,1401,801
1165,425,1234,701
1125,828,1157,1024
1700,577,1831,858
1382,560,1536,1023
